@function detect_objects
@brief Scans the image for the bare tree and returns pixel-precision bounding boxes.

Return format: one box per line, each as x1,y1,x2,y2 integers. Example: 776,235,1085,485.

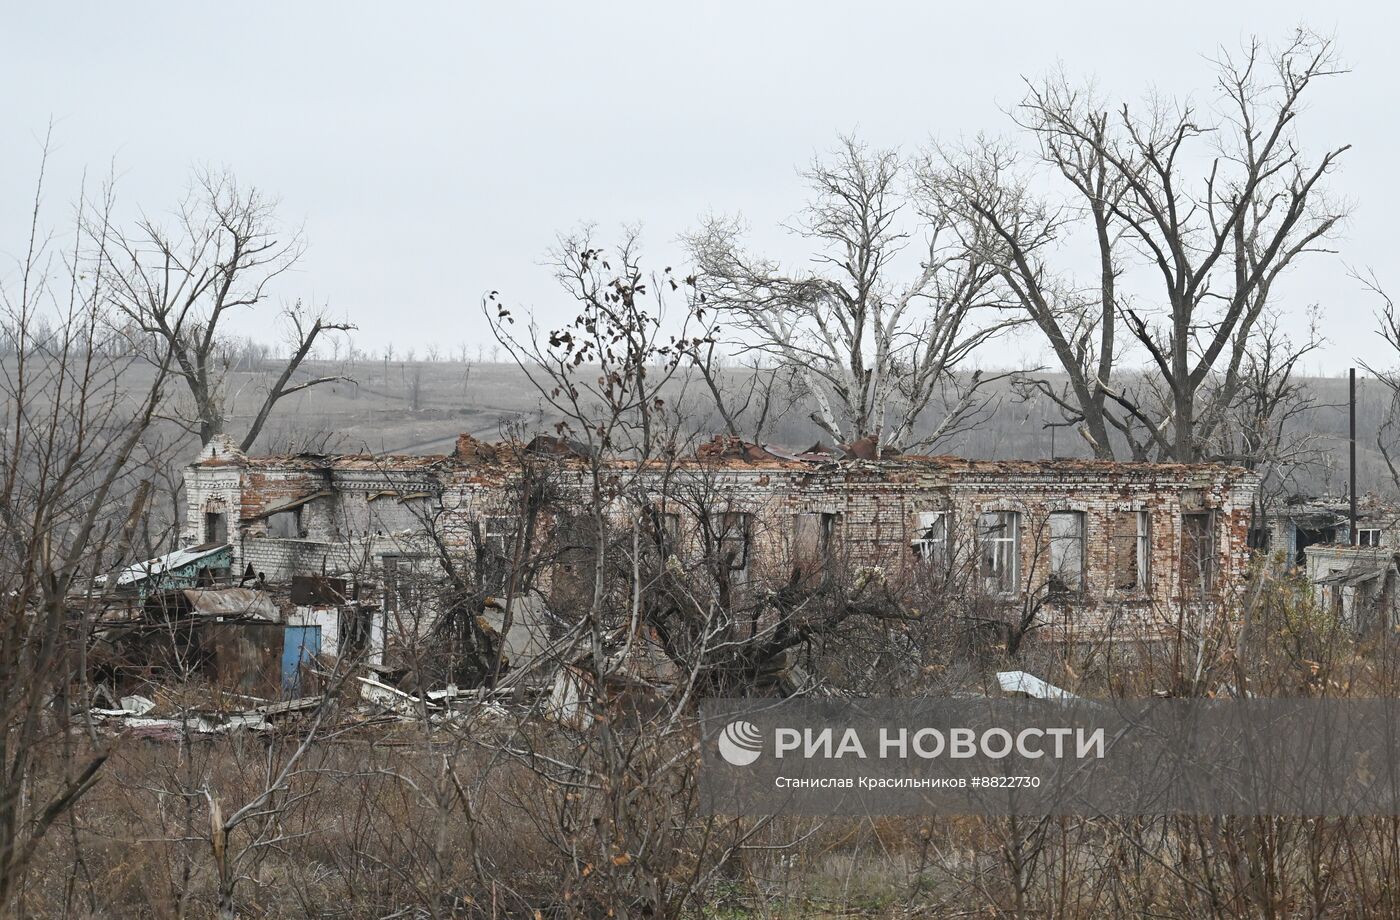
1358,273,1400,494
487,232,922,694
406,363,425,411
930,30,1348,461
686,136,1014,454
1214,309,1326,510
675,308,790,443
924,131,1134,458
0,137,180,911
98,168,354,450
517,230,685,455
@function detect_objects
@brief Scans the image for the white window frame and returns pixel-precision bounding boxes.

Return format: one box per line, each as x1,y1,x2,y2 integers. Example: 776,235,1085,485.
979,511,1020,595
912,510,948,565
1359,528,1383,547
483,514,518,556
1134,510,1151,589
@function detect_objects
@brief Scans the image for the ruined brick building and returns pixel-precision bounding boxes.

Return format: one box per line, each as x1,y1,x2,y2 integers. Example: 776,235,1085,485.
1251,495,1400,631
184,433,1260,653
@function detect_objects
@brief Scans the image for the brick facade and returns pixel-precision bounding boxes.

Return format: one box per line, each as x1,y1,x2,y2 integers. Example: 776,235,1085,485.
184,434,1260,641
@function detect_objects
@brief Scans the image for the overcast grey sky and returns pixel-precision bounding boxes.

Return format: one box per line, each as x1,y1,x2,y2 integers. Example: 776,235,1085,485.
3,1,1395,373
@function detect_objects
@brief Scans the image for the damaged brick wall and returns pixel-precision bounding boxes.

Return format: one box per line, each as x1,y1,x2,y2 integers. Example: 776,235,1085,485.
184,435,1260,641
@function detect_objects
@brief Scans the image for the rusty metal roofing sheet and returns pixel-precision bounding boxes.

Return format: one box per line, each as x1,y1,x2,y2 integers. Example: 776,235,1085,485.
181,588,279,620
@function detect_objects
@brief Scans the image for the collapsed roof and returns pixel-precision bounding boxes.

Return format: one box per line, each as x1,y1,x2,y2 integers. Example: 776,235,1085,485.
196,431,1256,478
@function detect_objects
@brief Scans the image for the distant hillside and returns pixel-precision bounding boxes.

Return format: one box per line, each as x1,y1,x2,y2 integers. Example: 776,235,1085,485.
58,353,1380,501
192,358,1382,500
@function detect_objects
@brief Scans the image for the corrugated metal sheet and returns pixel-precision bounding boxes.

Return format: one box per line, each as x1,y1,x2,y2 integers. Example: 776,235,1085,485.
1315,566,1388,587
181,588,278,620
109,543,231,586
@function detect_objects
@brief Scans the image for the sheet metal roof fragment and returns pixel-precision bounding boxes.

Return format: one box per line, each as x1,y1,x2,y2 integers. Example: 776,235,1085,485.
180,588,279,620
107,543,231,586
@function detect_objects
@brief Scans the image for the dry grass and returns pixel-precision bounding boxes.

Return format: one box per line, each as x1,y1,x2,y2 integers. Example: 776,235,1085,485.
14,563,1400,917
14,684,1400,919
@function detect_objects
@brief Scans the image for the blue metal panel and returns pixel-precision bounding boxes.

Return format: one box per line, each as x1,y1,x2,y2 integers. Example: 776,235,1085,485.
282,626,321,695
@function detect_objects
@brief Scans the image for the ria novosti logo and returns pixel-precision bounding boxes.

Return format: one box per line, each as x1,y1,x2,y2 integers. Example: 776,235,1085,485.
715,721,1107,766
717,720,764,766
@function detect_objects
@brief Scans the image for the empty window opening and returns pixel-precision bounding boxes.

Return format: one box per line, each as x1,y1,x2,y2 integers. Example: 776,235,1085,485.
204,511,228,544
1294,525,1336,566
1047,511,1085,595
718,511,753,578
912,510,948,566
339,607,373,658
549,511,596,611
1181,512,1215,596
645,506,682,554
480,515,520,590
382,555,429,615
483,515,518,556
794,511,840,576
1113,510,1151,592
267,508,302,539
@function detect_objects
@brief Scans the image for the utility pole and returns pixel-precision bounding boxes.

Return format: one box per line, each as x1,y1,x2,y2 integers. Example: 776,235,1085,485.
1350,367,1358,544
